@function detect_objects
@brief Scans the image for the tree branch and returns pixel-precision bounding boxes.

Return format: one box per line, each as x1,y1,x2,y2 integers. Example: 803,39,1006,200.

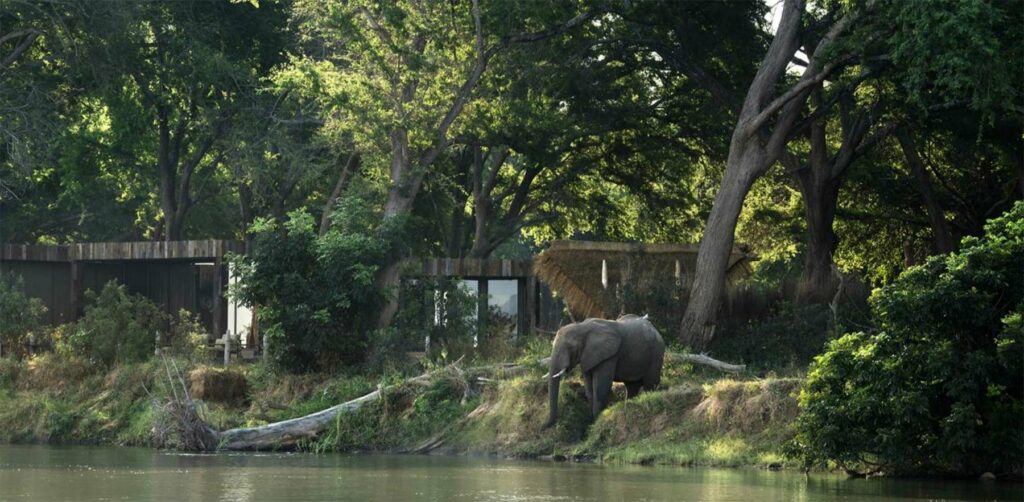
0,28,40,70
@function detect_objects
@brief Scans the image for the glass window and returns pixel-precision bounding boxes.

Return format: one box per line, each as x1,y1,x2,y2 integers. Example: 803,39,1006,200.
487,279,518,317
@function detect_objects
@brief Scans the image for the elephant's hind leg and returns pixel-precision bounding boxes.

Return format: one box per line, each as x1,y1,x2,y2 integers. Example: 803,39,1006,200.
642,368,662,392
625,381,643,398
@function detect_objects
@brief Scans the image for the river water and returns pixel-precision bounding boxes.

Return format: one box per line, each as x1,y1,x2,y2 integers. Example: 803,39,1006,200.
0,445,1019,501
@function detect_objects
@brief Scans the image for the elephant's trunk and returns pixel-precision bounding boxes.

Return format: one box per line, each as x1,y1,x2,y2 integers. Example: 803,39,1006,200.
543,373,562,429
543,345,570,429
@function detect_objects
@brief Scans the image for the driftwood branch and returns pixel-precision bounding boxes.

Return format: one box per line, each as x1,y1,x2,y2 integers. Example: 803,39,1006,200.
217,357,501,451
666,353,746,373
216,371,435,451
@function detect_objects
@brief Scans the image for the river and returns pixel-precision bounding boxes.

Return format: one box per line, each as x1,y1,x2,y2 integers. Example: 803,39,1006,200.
0,445,1019,501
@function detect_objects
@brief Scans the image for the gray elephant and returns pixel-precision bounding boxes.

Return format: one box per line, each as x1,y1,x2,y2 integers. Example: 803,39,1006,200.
543,314,665,428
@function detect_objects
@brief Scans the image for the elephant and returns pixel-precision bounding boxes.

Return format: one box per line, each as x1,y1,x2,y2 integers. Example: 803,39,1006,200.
542,314,665,428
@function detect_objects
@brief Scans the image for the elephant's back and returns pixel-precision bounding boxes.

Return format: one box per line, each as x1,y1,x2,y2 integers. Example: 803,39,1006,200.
613,317,664,382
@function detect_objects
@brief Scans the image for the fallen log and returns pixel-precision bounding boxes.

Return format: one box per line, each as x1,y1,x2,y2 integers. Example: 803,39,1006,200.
215,357,506,451
216,372,434,451
667,353,745,373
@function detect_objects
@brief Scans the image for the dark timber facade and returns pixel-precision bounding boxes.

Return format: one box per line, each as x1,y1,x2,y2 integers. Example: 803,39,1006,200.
1,240,243,337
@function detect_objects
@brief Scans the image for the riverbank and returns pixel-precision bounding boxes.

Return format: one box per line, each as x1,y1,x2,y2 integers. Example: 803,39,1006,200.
0,352,800,469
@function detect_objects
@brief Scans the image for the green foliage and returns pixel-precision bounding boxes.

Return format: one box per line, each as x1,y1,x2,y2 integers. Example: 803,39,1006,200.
0,273,47,358
617,277,687,339
0,356,22,389
165,310,209,362
57,282,167,367
793,202,1024,475
880,0,1022,116
232,201,389,372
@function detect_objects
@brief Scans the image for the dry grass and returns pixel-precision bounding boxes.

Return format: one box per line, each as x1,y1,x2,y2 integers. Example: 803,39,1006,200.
586,386,704,447
188,366,248,404
18,353,96,392
578,378,801,467
691,379,801,437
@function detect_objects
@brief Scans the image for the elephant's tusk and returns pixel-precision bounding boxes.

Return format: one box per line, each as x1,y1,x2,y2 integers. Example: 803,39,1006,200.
539,368,565,381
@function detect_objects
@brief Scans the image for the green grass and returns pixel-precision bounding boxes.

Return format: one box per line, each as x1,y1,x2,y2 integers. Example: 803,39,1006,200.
0,350,804,470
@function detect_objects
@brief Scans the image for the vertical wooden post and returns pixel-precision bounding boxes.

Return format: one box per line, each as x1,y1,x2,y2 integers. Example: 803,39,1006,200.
223,333,231,366
477,279,488,345
70,260,84,319
524,276,537,335
212,257,226,340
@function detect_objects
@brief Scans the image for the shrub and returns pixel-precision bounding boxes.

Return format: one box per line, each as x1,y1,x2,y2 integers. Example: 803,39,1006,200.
0,273,47,358
792,202,1024,476
231,203,390,373
166,309,208,361
58,281,168,367
0,356,23,388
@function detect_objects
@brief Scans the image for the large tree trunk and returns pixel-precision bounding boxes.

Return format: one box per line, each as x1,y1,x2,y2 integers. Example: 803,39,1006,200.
679,0,860,346
897,130,956,254
796,178,841,303
795,97,841,303
469,208,490,258
375,128,417,329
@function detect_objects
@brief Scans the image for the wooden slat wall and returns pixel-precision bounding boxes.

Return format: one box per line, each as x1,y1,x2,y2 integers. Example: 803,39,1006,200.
2,239,245,262
412,258,533,278
0,261,72,325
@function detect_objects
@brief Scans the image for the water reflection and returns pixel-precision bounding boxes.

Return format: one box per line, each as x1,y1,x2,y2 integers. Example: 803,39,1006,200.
0,445,1019,502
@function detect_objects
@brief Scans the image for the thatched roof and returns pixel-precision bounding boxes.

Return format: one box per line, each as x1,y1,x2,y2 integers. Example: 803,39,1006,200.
534,240,754,320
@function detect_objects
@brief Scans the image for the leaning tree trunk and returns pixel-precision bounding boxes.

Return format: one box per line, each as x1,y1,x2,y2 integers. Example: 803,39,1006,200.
468,199,491,259
679,146,763,349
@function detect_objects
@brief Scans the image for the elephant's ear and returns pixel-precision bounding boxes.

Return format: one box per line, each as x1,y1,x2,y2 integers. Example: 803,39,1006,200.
579,323,621,372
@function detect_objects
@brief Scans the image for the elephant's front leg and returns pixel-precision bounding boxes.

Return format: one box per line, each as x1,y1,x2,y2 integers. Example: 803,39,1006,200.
583,371,594,405
590,358,616,419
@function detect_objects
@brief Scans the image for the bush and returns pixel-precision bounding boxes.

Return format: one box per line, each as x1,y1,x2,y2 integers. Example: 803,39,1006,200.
0,273,47,358
57,281,168,367
166,309,208,361
0,356,23,388
792,202,1024,476
232,202,390,373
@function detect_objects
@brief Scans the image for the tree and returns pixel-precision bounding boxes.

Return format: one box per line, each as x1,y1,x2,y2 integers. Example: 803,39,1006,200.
77,0,288,240
678,0,857,348
289,0,594,326
679,0,1023,345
